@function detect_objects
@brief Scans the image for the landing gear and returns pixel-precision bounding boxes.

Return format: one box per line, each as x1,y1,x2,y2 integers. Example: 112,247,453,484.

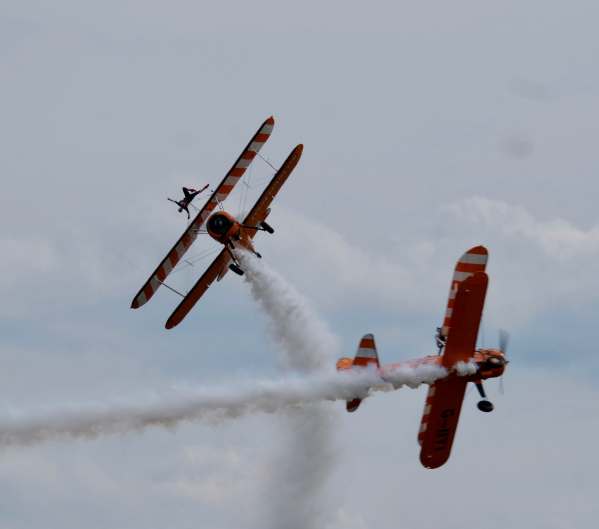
254,252,262,259
260,221,274,234
474,381,494,413
225,244,245,275
477,400,494,413
229,263,244,276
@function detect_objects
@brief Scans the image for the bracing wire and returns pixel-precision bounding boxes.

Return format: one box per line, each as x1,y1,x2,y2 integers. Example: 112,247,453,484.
171,247,220,274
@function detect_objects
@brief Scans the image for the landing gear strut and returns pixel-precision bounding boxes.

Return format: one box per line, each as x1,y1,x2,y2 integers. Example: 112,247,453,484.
228,263,244,276
475,381,494,413
260,221,274,234
226,244,244,276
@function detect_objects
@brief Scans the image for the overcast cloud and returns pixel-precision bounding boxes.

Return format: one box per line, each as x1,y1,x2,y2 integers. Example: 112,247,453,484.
1,1,599,528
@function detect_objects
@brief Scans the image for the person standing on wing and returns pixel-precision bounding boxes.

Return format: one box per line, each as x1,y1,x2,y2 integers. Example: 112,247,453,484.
168,184,209,219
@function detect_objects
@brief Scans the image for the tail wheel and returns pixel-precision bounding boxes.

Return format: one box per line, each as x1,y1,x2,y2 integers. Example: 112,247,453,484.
477,400,494,413
229,263,244,276
260,221,274,234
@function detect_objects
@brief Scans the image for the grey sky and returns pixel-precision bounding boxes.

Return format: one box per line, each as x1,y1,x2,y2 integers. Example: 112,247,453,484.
1,1,599,527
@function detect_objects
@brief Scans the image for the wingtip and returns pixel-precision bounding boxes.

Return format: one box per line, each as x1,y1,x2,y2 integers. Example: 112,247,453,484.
266,115,275,125
468,245,488,255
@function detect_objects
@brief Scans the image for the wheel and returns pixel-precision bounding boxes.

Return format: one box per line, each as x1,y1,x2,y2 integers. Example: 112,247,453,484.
260,221,274,234
477,400,494,413
255,252,262,259
229,263,244,276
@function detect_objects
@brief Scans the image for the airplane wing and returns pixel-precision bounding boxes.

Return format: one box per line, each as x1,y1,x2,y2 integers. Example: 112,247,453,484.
442,271,488,367
440,245,488,341
417,272,489,469
131,116,275,309
242,143,303,229
164,249,229,329
418,377,468,469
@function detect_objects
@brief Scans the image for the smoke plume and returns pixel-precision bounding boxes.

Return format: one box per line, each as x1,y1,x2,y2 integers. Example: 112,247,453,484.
0,368,445,448
239,251,340,529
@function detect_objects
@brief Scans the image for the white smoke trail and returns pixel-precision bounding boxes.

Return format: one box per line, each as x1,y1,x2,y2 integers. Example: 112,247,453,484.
238,251,337,371
382,363,448,388
455,359,478,376
0,368,446,448
238,251,341,529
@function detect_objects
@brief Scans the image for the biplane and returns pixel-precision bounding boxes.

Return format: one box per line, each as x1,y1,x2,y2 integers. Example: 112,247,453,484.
336,245,509,469
131,116,303,329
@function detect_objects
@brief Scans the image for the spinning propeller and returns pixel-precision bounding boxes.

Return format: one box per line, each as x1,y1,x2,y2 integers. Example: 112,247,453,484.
498,329,509,395
475,330,510,413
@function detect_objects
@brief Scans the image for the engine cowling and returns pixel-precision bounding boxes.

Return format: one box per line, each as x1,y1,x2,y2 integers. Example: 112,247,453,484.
206,211,238,243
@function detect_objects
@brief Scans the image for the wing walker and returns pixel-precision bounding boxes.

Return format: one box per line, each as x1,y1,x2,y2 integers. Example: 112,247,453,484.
336,246,509,469
131,116,303,329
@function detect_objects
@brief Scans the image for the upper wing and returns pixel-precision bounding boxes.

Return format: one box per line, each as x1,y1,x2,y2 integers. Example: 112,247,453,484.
440,245,488,340
131,116,275,309
241,144,303,228
442,271,488,366
164,249,229,329
418,377,468,469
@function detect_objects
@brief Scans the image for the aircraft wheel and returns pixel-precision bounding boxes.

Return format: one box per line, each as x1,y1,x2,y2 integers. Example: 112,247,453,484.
477,400,494,413
260,221,274,234
229,263,244,276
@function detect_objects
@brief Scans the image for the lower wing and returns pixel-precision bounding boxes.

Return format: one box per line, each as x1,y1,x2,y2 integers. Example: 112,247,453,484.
165,249,229,329
418,377,468,469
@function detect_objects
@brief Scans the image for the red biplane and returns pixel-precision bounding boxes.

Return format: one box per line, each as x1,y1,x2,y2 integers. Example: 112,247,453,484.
336,246,509,469
131,116,303,329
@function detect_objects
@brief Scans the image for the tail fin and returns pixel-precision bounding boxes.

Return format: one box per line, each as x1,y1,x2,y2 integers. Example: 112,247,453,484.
336,334,380,413
353,333,379,368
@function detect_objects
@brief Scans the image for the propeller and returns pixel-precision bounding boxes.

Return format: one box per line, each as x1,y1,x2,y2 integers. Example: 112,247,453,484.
499,329,509,355
474,330,510,412
498,329,509,395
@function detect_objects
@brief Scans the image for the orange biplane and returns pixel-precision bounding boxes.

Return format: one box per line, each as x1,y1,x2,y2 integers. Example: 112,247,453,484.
131,116,303,329
336,246,509,469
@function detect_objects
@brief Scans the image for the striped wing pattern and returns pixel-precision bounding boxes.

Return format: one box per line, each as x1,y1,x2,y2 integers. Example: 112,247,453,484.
164,144,304,328
417,247,490,468
131,116,275,309
441,272,488,366
440,245,488,339
419,272,489,453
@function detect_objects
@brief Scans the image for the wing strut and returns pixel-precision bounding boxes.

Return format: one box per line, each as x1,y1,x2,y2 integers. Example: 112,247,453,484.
256,152,279,172
156,280,186,298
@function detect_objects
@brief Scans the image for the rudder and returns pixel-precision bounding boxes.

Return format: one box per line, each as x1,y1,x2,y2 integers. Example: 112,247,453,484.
336,333,380,412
